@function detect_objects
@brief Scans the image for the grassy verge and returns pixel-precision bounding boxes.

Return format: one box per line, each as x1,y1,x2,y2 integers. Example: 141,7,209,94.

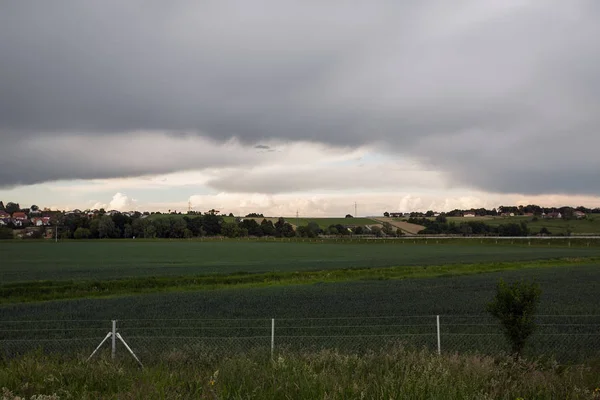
2,257,598,305
1,348,599,399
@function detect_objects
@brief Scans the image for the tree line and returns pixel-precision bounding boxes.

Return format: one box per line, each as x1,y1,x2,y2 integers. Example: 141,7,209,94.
51,214,299,240
409,216,532,236
402,205,600,219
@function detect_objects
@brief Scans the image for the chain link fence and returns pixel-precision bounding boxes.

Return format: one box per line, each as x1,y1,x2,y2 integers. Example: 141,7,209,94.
1,315,599,364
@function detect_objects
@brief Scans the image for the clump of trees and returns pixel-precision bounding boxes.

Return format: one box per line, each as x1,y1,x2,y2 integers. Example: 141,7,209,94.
42,213,299,240
410,215,530,236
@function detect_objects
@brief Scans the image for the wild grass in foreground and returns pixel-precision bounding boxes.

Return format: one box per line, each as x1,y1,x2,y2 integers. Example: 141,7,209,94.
2,257,599,304
1,347,599,399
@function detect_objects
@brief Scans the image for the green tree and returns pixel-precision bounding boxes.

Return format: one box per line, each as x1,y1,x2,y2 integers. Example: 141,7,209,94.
98,216,118,238
171,218,187,238
371,226,383,237
73,227,91,239
486,279,541,358
274,217,295,237
202,213,223,235
143,224,157,239
383,211,390,217
539,227,551,236
307,221,321,236
0,201,4,211
132,218,150,238
30,205,39,212
89,218,100,238
123,224,134,238
221,222,241,238
240,219,263,236
382,222,394,235
5,202,20,215
260,219,276,236
327,225,339,235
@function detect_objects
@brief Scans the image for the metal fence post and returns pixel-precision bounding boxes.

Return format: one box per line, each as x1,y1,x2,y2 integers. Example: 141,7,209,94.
271,318,275,358
436,315,441,355
112,320,117,359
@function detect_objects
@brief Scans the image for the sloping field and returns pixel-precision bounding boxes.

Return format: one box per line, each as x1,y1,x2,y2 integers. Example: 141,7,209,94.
443,215,600,234
374,217,425,234
287,217,378,229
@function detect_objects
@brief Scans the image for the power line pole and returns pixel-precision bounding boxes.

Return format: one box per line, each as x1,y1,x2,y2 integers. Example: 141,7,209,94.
354,202,357,217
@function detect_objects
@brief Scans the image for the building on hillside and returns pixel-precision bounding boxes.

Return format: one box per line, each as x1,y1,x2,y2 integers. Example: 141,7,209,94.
543,212,562,219
500,212,515,217
463,211,476,218
389,212,403,218
573,211,586,219
31,217,52,227
0,211,10,226
11,212,28,226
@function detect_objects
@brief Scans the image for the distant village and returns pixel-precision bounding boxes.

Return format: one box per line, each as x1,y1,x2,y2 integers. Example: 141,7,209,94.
0,200,598,239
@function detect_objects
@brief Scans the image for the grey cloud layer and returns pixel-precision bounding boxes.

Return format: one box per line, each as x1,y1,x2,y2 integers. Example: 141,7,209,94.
1,1,599,194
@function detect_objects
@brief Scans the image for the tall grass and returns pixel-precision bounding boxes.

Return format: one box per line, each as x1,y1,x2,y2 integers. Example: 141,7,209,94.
1,347,599,399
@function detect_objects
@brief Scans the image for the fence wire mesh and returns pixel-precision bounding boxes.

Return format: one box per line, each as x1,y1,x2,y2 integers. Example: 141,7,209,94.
1,315,599,363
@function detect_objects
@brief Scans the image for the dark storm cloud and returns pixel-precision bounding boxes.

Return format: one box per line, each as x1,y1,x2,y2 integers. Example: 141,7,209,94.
1,0,599,194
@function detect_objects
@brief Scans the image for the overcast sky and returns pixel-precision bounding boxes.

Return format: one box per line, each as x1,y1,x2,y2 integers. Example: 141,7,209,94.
1,1,599,215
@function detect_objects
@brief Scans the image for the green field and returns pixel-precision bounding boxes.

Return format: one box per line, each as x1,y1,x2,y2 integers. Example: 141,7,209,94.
2,262,600,320
2,240,599,283
437,215,600,234
2,240,600,366
285,217,378,228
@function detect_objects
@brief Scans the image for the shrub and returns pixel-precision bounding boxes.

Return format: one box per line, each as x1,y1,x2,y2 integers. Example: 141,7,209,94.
486,279,541,358
73,228,91,239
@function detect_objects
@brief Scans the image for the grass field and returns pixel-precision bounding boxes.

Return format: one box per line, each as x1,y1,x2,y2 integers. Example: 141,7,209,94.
432,215,600,234
286,217,378,228
2,240,599,283
2,240,600,372
3,262,599,320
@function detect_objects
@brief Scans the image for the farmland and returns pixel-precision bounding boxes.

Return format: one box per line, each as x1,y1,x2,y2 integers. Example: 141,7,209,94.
2,262,600,321
1,240,599,283
2,240,600,398
411,215,600,235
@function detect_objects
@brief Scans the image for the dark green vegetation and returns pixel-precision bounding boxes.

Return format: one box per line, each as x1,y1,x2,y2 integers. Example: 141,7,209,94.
3,258,597,304
487,279,542,357
3,262,600,320
2,348,599,400
288,217,378,228
415,215,600,235
2,240,599,283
